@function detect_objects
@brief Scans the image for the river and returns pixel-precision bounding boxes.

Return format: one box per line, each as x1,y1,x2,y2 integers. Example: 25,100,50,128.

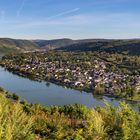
0,66,139,109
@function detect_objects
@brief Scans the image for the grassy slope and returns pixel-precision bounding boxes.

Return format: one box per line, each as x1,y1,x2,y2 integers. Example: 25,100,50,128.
0,38,39,55
0,90,35,139
0,88,139,139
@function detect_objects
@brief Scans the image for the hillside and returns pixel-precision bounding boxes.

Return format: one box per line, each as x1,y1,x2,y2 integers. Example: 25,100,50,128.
0,87,139,139
33,38,75,49
1,38,140,56
0,38,39,55
56,39,140,55
33,38,140,55
33,39,109,49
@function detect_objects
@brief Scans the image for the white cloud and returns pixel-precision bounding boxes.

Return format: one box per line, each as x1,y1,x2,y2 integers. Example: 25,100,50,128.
0,11,140,39
46,8,80,20
12,12,140,28
17,0,26,17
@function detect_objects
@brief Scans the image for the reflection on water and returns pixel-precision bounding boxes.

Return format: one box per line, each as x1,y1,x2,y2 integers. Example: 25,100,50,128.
0,66,139,110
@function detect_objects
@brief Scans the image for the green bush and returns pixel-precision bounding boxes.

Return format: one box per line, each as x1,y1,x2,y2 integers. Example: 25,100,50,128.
0,94,35,140
0,90,140,139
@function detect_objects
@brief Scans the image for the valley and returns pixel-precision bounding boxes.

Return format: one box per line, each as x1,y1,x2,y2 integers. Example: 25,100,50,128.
0,38,140,139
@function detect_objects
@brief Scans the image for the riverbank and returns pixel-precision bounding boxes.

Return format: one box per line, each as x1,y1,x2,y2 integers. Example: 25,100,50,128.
1,51,140,102
1,64,140,105
0,87,139,139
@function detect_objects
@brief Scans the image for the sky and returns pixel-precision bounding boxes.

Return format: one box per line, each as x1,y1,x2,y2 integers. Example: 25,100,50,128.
0,0,140,39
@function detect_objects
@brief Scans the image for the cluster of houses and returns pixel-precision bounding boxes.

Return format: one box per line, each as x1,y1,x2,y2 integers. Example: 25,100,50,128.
2,55,140,96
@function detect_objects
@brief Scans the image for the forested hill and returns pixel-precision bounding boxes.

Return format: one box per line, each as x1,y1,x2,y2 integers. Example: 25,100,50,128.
0,38,39,55
33,38,140,55
33,39,111,49
1,38,140,55
55,39,140,55
33,38,75,49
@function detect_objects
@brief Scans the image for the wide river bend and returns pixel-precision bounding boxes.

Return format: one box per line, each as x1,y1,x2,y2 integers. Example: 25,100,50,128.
0,66,139,109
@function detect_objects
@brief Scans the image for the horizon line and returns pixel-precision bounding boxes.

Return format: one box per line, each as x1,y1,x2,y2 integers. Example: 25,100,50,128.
0,36,140,41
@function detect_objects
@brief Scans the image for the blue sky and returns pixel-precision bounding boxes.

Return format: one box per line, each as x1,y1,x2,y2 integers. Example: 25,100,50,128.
0,0,140,39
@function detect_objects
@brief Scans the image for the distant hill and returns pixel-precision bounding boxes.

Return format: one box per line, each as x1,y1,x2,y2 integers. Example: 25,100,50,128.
35,38,140,55
0,38,39,55
55,39,140,55
33,38,111,49
33,38,75,50
1,38,140,55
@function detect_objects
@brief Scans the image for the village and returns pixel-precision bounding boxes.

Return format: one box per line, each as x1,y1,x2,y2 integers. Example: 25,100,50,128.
1,52,140,99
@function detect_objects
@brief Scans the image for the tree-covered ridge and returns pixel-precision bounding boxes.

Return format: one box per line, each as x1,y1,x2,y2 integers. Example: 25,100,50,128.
33,38,140,55
33,38,74,49
1,38,140,56
1,51,140,100
0,87,140,140
56,39,140,55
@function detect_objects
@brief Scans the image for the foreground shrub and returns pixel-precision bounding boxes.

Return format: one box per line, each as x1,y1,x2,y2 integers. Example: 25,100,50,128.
0,90,139,140
0,94,35,140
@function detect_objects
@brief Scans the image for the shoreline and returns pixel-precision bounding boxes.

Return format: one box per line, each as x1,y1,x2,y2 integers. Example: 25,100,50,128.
1,64,140,104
